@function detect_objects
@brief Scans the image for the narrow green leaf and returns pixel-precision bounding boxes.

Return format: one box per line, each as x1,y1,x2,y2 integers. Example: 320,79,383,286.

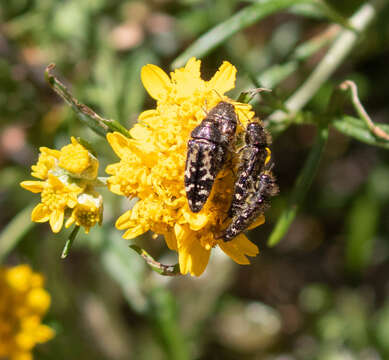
149,288,190,360
332,116,389,150
256,61,299,88
345,192,379,273
99,229,148,314
172,0,311,69
268,126,329,246
121,49,157,123
256,22,338,89
0,204,34,263
45,64,131,138
312,0,357,32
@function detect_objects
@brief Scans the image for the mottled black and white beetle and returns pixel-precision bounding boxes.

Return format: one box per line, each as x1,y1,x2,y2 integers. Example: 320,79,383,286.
222,166,278,242
185,101,238,213
228,121,270,218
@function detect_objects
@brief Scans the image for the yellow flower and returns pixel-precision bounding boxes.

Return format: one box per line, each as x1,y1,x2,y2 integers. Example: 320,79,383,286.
65,190,103,233
0,265,54,360
21,138,102,234
21,174,82,233
31,147,60,180
58,137,98,180
106,57,265,276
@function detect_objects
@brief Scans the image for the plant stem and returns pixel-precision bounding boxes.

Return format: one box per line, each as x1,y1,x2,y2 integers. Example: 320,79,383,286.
45,64,131,138
267,0,385,127
339,80,389,141
61,226,80,259
129,245,180,276
268,126,329,246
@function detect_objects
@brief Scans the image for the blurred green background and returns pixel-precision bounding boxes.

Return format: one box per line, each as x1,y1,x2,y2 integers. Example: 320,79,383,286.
1,0,389,359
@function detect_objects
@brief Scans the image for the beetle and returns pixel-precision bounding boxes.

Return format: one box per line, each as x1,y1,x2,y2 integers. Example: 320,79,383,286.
185,101,238,213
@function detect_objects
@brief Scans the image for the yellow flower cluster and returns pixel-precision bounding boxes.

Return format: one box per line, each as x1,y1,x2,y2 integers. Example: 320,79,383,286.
21,137,103,233
0,264,54,360
106,58,265,276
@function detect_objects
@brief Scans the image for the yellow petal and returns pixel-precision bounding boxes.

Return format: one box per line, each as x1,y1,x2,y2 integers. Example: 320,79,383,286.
164,230,177,250
178,234,210,276
115,210,133,229
219,234,259,265
265,147,271,165
171,57,204,98
27,288,51,313
183,211,209,231
123,224,148,239
207,61,236,95
47,173,65,188
138,109,161,127
20,181,45,193
49,210,64,233
11,351,33,360
141,64,172,100
233,233,259,256
65,216,75,228
31,203,50,222
35,324,55,343
183,57,201,79
174,223,186,241
106,132,132,159
219,242,249,264
247,214,265,230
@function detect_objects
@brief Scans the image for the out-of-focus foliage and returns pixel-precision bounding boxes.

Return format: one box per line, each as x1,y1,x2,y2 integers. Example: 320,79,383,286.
1,0,389,359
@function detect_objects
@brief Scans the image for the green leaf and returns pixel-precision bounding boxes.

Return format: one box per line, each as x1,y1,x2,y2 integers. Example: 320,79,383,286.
332,116,389,150
345,192,379,273
45,64,131,138
0,204,34,263
98,229,148,314
268,126,329,246
172,0,311,68
149,287,190,360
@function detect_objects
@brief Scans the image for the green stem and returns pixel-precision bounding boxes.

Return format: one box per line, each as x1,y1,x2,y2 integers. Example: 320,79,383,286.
237,88,272,104
129,245,180,276
267,0,385,129
172,0,312,69
45,64,131,138
256,24,340,89
268,126,329,246
61,226,80,259
339,80,389,141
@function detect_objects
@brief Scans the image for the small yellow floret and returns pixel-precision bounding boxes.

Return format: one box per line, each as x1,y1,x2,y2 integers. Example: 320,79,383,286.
65,191,103,233
21,138,103,234
58,137,98,180
0,265,54,360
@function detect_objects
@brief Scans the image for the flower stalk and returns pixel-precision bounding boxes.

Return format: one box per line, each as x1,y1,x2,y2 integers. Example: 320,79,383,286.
268,126,329,246
61,226,80,259
45,64,130,138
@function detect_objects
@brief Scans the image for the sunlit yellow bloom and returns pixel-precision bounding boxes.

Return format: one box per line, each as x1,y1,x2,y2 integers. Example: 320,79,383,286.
21,175,82,233
106,57,265,276
58,137,98,180
21,138,102,234
31,147,60,180
0,265,54,360
65,190,103,233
